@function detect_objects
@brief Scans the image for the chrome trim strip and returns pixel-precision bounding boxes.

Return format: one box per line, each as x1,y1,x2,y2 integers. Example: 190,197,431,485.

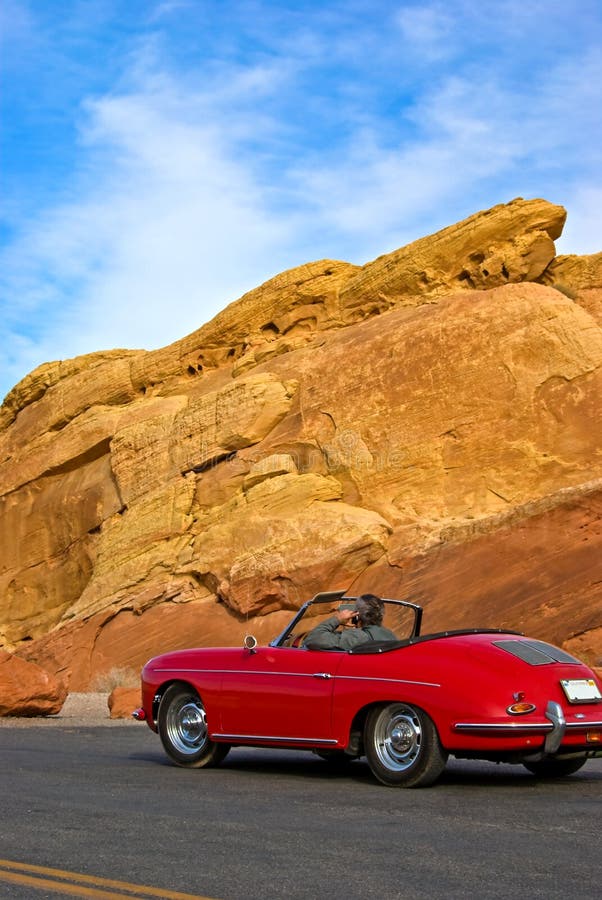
153,668,329,678
337,675,441,688
211,734,337,744
455,718,602,733
153,667,224,674
454,722,553,732
152,668,439,687
566,719,602,729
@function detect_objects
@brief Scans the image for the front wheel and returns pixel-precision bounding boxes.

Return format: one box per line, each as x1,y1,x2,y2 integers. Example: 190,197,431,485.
158,684,230,768
523,757,587,779
364,702,448,788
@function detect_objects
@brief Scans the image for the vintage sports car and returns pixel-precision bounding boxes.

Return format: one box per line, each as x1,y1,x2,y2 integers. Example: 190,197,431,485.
134,591,602,787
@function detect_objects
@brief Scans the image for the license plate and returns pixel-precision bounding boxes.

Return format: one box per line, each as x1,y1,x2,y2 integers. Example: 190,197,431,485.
560,679,602,703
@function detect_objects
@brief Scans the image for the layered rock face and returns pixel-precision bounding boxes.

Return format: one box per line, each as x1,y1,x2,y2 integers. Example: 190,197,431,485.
1,197,601,690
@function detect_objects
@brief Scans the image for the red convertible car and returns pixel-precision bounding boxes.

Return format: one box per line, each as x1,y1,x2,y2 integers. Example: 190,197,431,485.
134,591,602,787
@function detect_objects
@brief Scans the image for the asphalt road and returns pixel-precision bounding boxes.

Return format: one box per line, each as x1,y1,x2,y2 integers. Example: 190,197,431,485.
0,725,601,900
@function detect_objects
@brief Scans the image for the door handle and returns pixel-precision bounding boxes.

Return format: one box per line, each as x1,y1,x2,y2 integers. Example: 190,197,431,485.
313,672,332,679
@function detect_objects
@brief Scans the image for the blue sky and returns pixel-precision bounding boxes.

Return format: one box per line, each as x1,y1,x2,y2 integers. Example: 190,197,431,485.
1,0,601,401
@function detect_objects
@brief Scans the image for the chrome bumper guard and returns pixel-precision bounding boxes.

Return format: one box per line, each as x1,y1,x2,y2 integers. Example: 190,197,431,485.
525,700,602,762
543,700,565,754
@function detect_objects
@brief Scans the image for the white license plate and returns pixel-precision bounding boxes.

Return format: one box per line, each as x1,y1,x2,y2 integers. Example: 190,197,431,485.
561,679,602,703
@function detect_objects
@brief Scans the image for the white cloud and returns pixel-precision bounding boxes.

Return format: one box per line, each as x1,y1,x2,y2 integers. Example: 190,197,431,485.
0,73,298,398
290,38,602,255
394,3,455,61
288,77,522,255
2,2,601,401
149,0,193,22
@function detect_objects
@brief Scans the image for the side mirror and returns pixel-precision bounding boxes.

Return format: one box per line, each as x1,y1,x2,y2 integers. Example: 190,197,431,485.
243,634,258,653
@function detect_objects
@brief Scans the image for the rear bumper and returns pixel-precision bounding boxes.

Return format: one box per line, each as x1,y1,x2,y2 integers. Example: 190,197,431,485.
453,700,602,757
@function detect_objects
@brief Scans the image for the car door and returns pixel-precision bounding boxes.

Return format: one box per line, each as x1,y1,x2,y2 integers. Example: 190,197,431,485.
216,646,346,743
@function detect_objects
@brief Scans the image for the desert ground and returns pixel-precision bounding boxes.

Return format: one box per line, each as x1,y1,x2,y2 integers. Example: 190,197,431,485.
0,693,138,727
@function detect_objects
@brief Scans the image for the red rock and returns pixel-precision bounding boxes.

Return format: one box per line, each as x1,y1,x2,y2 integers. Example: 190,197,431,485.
108,686,142,719
0,650,67,716
352,480,602,669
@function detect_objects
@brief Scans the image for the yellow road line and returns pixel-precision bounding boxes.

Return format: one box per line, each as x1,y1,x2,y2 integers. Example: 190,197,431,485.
0,858,218,900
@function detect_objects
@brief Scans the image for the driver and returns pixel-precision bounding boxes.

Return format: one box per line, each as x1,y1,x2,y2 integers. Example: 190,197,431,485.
304,594,396,650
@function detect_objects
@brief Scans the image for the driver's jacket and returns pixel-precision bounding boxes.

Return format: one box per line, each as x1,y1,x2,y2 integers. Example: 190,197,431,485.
304,616,396,651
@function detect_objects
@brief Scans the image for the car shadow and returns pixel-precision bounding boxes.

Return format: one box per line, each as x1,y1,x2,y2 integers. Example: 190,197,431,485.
219,751,602,788
129,746,602,788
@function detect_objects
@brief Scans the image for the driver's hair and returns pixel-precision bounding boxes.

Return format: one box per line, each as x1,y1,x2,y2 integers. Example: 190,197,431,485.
355,594,385,627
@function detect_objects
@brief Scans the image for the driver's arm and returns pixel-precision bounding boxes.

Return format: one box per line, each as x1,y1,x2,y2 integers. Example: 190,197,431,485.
304,610,364,650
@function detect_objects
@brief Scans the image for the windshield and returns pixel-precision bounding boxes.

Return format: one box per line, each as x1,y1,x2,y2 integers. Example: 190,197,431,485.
271,593,422,648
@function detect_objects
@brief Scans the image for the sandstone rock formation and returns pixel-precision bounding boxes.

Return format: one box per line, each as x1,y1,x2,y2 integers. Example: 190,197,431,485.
0,650,67,716
1,197,601,693
108,686,141,719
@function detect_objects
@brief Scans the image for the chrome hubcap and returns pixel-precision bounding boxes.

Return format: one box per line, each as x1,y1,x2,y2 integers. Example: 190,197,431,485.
166,697,208,756
374,704,422,771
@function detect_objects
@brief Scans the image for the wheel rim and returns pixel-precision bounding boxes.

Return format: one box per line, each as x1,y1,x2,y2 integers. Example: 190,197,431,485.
373,704,422,772
166,695,209,756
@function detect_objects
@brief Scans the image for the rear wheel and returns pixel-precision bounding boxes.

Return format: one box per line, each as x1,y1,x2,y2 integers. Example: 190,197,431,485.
364,702,448,788
523,757,587,778
158,684,230,768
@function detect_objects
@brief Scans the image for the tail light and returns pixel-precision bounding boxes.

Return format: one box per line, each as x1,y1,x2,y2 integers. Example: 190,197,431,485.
507,701,536,715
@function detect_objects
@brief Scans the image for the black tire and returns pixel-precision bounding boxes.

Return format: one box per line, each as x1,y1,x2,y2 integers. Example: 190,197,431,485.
364,702,448,788
158,684,230,768
523,757,587,779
